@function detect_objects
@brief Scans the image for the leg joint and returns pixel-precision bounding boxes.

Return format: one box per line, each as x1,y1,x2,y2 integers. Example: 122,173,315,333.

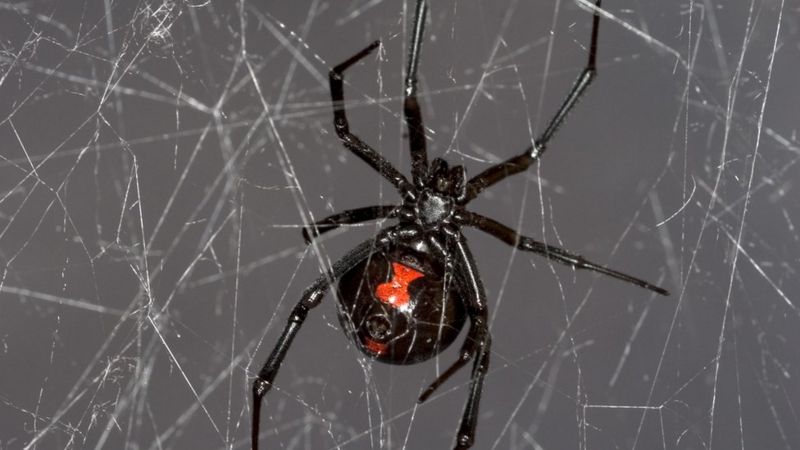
289,303,310,322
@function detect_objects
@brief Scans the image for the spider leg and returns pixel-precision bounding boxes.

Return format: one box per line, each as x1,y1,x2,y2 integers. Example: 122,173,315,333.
416,315,485,403
330,41,414,196
419,232,491,450
404,0,430,186
460,211,669,295
452,235,491,450
251,236,389,450
462,0,602,203
302,205,399,244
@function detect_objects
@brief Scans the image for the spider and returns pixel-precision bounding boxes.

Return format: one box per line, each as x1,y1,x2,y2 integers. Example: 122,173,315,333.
252,1,668,448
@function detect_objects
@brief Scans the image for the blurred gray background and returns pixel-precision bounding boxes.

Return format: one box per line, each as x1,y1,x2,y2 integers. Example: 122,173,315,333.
1,0,798,449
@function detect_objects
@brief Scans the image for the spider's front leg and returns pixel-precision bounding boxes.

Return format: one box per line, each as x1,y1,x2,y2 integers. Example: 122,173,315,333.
462,0,602,202
404,0,430,185
329,41,413,195
251,236,390,450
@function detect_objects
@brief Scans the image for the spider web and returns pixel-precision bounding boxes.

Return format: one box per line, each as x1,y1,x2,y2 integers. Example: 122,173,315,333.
1,0,798,449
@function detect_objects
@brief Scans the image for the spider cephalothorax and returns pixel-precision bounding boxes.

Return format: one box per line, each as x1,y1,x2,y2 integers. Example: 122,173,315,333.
252,1,667,449
406,157,464,227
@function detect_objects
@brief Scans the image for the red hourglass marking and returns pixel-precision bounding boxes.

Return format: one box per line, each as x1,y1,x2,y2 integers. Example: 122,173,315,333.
375,262,424,309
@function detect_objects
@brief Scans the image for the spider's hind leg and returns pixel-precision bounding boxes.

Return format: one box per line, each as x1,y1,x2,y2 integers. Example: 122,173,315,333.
251,236,391,450
418,233,491,450
251,278,327,450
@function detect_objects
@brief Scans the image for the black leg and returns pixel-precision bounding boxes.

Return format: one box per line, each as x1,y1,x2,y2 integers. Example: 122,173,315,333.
418,233,491,450
330,42,414,196
417,301,487,405
452,234,491,450
454,329,490,450
404,0,429,186
461,211,669,295
302,205,398,244
251,236,389,450
462,0,602,203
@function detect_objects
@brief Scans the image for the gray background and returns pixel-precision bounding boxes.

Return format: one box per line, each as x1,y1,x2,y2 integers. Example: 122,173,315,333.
1,0,799,449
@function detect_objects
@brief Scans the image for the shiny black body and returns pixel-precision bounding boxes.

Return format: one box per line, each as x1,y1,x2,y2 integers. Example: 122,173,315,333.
337,244,466,364
252,1,668,449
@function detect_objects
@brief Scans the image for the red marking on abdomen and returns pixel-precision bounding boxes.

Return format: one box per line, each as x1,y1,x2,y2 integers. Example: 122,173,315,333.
375,262,424,309
363,338,387,355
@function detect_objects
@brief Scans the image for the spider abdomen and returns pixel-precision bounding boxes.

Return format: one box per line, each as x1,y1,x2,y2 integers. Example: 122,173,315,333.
336,247,466,365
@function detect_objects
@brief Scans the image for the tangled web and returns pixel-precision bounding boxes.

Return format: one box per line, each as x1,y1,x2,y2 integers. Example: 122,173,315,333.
0,0,798,448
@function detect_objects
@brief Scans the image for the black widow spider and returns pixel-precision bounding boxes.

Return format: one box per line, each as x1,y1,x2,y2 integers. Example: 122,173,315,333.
252,1,668,448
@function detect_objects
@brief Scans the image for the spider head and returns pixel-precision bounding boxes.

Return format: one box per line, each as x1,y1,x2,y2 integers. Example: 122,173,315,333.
412,158,467,228
426,157,466,199
414,158,466,229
